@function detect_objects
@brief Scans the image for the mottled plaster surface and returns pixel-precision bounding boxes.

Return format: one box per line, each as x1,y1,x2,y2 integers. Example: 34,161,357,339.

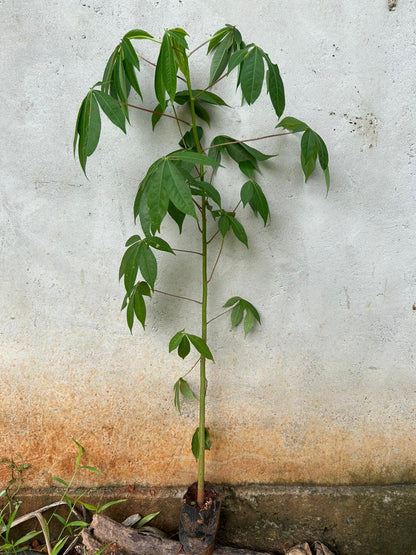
1,1,415,488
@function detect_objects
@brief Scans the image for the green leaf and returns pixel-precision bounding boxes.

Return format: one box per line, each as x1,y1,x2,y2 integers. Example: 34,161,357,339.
138,243,157,289
138,281,151,297
169,330,185,352
240,180,254,206
146,236,175,254
160,33,177,101
78,92,101,173
101,45,119,94
52,476,68,487
151,103,165,130
97,499,127,513
122,244,140,293
114,54,128,104
324,166,331,193
228,45,250,74
238,160,256,178
168,151,220,167
162,159,196,219
124,29,153,40
277,116,309,133
191,181,221,207
250,181,270,225
13,531,42,548
194,90,228,106
240,141,275,161
121,37,140,69
191,427,211,461
179,126,203,149
125,235,141,247
178,336,191,359
123,58,142,99
174,381,183,413
266,60,285,118
73,97,85,156
167,28,189,50
134,290,146,328
194,101,210,125
187,334,214,361
93,90,126,133
244,308,255,337
301,128,318,182
229,216,248,247
240,46,264,104
80,465,103,474
119,242,139,282
231,303,244,328
209,35,232,84
137,511,160,527
167,202,185,232
146,163,170,230
179,378,197,400
218,214,230,237
154,57,166,111
127,297,134,332
208,26,232,53
315,132,329,170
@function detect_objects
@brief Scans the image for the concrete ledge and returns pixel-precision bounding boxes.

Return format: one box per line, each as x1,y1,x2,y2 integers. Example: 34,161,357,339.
14,484,416,554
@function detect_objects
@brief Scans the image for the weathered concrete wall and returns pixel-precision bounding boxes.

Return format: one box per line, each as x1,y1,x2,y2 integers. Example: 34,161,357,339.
1,0,415,492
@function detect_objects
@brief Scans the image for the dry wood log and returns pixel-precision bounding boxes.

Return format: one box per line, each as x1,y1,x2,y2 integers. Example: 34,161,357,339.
80,514,273,555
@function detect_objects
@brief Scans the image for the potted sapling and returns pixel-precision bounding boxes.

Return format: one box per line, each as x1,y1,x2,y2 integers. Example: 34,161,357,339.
74,24,330,554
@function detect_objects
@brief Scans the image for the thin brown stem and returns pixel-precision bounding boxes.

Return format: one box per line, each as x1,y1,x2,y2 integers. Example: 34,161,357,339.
154,289,202,305
207,229,220,244
233,199,242,213
207,238,224,283
203,132,293,152
172,103,186,145
117,100,191,127
194,74,228,97
188,39,210,57
182,357,201,378
173,248,203,256
193,198,202,212
207,307,233,325
140,55,187,83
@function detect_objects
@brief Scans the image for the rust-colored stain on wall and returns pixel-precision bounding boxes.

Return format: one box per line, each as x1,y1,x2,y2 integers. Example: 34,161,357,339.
1,385,414,489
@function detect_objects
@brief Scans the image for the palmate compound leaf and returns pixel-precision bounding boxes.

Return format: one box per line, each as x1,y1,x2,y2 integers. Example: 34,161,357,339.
240,180,270,225
217,211,248,247
92,90,126,133
169,331,214,361
75,91,101,174
223,297,261,337
143,158,197,231
119,236,159,292
154,32,178,110
240,46,264,105
122,281,152,332
277,117,330,192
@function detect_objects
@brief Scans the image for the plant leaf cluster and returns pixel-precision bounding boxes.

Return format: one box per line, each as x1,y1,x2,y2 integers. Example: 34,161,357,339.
74,25,331,495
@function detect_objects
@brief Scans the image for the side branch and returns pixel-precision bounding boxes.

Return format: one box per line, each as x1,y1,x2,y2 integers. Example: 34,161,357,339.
203,132,293,152
117,100,192,127
207,307,233,325
207,238,224,283
173,248,203,256
154,289,202,305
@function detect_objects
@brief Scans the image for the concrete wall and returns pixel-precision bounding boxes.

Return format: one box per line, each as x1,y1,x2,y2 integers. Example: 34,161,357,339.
1,0,415,490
